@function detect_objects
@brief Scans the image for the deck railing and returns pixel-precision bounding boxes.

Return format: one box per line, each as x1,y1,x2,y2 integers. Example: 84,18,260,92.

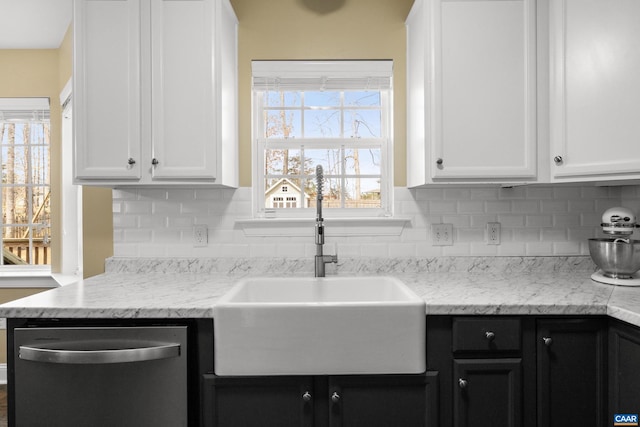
3,238,50,265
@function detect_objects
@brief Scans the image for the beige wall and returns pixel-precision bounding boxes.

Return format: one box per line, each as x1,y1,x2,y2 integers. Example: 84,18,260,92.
230,0,413,187
82,186,113,278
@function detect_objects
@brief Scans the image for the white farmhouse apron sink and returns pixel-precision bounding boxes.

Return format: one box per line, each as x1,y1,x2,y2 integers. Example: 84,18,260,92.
213,276,426,376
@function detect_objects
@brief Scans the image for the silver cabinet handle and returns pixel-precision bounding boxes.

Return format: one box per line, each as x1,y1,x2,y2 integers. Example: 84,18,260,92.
19,343,180,364
302,391,312,402
151,158,159,165
485,331,495,341
127,157,136,165
331,391,340,403
458,378,468,389
553,156,563,165
542,337,553,347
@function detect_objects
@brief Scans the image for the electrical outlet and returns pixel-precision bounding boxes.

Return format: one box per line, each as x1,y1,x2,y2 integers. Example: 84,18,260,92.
432,223,453,246
487,222,501,245
193,225,208,247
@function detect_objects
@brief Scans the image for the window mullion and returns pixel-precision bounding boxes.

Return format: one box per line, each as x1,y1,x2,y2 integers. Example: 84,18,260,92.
340,91,345,139
26,129,34,264
300,92,305,138
28,186,34,264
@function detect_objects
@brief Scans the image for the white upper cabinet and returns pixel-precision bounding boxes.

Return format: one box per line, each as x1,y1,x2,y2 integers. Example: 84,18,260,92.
549,0,640,182
73,0,142,181
406,0,537,186
73,0,238,187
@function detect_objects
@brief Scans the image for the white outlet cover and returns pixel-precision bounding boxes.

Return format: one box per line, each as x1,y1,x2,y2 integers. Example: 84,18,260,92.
487,222,501,245
193,225,208,247
432,224,453,246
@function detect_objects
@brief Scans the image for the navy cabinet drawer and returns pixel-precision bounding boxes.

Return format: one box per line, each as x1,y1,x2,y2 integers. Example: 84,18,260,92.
452,317,521,353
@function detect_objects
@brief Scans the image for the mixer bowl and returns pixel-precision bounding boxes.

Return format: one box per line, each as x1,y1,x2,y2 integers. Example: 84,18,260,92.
588,238,640,278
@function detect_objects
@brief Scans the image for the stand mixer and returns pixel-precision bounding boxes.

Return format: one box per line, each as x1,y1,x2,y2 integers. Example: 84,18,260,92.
589,207,640,286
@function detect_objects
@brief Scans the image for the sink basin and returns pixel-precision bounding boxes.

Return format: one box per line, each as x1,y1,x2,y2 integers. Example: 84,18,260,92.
213,276,426,376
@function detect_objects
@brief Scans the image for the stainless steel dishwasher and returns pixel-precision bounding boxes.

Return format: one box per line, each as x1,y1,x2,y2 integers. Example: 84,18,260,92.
13,326,188,427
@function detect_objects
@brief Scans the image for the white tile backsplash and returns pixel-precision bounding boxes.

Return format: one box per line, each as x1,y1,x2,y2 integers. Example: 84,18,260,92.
112,184,640,258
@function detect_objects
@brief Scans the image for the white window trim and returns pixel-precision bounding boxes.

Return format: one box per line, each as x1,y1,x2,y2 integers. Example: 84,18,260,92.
0,97,51,274
251,60,395,221
59,79,83,280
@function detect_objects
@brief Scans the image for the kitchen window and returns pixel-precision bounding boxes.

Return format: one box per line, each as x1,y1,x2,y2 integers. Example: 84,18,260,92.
252,60,393,219
0,98,51,269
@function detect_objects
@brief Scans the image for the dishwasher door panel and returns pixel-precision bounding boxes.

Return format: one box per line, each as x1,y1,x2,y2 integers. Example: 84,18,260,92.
14,326,188,427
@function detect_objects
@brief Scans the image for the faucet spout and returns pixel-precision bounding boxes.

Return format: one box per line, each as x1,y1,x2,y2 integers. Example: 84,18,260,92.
314,165,337,277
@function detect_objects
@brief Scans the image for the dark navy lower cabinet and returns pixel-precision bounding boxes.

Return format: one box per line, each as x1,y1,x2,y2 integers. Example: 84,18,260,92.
202,372,439,427
609,319,640,425
428,316,533,427
536,318,606,427
327,373,439,427
453,358,522,427
427,315,607,427
202,375,315,427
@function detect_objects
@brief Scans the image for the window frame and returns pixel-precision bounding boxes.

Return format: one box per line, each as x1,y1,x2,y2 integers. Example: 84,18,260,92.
0,98,52,271
251,60,394,220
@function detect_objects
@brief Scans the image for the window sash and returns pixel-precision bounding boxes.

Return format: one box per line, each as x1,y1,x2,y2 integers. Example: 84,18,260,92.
0,99,51,267
252,61,393,219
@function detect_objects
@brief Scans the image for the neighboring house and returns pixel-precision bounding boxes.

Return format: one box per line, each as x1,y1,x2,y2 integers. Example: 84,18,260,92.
265,178,310,209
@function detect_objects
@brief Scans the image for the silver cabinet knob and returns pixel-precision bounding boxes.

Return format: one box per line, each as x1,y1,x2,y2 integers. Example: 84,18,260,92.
553,156,563,165
458,378,468,389
331,392,340,403
151,158,159,165
542,337,553,346
436,158,443,165
127,158,136,165
302,391,311,402
485,331,495,341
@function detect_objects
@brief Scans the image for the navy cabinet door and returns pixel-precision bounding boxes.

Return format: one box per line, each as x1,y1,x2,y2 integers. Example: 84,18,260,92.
536,318,606,427
609,320,640,422
203,375,314,427
327,372,439,427
453,358,522,427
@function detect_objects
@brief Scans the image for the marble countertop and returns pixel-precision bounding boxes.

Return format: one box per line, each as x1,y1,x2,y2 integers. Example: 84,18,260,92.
2,256,640,327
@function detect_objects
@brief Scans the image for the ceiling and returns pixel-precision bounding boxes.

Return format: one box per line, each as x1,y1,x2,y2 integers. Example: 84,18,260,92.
0,0,72,49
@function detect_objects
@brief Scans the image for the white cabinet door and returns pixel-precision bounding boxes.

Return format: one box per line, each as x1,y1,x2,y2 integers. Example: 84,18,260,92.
550,0,640,182
74,0,142,180
150,0,217,180
433,0,537,180
406,0,537,185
